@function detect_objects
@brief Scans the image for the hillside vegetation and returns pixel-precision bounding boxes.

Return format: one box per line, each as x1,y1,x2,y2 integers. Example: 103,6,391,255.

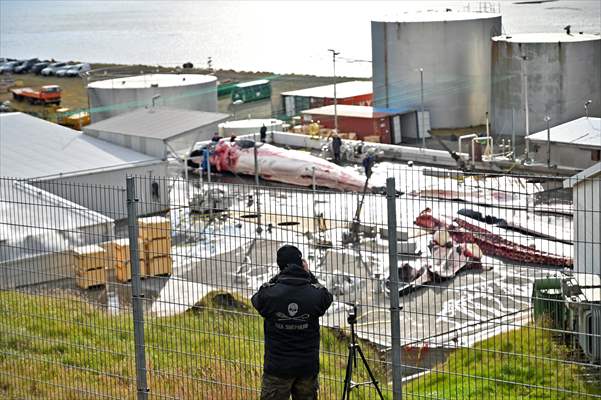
0,291,599,399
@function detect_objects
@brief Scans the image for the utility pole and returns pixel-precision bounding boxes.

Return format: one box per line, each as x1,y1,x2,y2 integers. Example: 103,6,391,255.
419,67,425,149
545,115,551,168
328,49,340,134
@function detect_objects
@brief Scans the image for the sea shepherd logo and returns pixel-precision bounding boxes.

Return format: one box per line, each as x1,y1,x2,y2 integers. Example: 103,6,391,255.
287,302,298,317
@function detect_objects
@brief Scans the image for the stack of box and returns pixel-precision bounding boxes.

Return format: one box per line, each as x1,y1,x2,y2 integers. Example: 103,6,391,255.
99,238,145,283
138,216,173,277
73,244,108,289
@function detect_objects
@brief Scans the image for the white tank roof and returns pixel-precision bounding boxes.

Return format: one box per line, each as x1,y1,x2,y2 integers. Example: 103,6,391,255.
219,119,282,128
88,74,217,89
374,11,500,23
493,33,600,43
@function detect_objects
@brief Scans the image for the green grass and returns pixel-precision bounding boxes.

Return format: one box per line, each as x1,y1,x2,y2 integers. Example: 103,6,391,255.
0,291,599,399
0,291,387,399
404,325,601,400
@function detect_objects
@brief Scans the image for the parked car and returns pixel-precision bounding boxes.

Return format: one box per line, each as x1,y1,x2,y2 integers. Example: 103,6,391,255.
65,63,91,77
40,62,67,76
0,100,13,113
55,64,74,77
13,58,40,74
31,62,50,75
0,61,21,74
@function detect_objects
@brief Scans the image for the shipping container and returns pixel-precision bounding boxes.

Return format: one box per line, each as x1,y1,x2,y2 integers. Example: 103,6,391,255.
231,79,271,103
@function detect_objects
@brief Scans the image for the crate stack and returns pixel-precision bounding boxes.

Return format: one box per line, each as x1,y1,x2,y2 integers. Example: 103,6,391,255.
138,216,173,277
99,238,145,283
73,244,108,289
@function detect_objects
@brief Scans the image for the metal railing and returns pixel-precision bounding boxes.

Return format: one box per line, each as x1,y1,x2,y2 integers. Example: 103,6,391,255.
0,167,599,399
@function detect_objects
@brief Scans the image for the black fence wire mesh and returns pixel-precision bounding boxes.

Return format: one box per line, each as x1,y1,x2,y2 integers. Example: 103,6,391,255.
0,167,599,400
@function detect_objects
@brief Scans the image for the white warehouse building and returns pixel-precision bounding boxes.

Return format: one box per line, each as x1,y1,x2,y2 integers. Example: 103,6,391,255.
87,73,218,123
0,113,169,218
371,11,502,130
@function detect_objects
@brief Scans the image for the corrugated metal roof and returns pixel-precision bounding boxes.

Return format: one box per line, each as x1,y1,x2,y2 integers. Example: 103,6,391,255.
281,81,372,99
84,107,230,140
0,180,112,245
302,104,413,118
563,162,601,188
527,117,601,147
0,113,158,179
235,79,270,88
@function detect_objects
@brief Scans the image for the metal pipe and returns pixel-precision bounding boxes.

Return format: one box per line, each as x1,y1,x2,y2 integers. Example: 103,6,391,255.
254,143,262,233
458,134,478,159
386,177,402,400
126,177,149,400
512,109,516,161
545,115,552,168
328,49,340,134
420,68,425,149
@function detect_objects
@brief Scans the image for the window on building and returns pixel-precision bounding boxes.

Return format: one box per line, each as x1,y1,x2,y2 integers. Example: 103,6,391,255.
592,149,601,162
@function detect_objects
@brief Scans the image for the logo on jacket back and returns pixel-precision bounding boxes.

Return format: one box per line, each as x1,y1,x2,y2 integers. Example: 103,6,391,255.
287,303,298,317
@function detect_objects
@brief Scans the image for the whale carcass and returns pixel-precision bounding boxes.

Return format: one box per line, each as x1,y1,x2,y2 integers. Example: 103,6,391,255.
198,140,369,192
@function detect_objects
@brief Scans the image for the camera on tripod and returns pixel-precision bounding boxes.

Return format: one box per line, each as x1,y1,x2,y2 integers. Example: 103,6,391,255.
347,304,358,325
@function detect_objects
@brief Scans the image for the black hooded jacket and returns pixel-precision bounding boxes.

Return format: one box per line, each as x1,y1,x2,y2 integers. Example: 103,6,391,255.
251,265,333,378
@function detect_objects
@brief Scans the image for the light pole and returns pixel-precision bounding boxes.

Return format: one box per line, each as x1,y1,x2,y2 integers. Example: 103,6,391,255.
520,55,530,156
419,67,425,149
545,115,551,168
328,49,340,134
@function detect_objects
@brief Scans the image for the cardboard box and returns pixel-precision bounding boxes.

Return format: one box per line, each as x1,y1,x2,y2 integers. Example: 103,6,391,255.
146,256,172,277
75,267,106,289
100,238,145,267
144,237,171,259
115,259,146,283
73,245,107,271
138,216,171,240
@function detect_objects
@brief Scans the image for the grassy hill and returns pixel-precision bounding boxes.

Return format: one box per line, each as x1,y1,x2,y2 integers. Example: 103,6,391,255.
0,291,599,399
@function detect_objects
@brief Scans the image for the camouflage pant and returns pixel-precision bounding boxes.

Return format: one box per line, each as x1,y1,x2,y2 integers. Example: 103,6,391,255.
260,373,319,400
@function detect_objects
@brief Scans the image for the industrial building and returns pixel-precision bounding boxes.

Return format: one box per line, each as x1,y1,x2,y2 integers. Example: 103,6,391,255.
0,179,114,288
525,117,600,170
0,112,168,217
87,73,218,122
564,162,601,275
301,105,424,144
371,12,502,130
84,107,230,158
281,81,372,117
491,33,601,136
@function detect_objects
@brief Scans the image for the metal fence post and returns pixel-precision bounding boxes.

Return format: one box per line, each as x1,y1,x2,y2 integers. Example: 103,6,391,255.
126,177,149,400
386,177,402,400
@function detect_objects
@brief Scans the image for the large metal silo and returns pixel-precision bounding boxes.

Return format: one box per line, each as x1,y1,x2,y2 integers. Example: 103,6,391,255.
87,74,218,122
372,12,502,130
491,33,601,136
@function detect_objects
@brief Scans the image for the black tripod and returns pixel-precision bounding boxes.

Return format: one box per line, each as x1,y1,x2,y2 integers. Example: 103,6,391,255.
341,305,384,400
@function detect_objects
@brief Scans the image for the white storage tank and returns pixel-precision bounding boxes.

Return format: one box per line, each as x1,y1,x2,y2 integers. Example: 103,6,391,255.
218,119,283,137
87,74,218,122
491,33,601,136
372,12,502,130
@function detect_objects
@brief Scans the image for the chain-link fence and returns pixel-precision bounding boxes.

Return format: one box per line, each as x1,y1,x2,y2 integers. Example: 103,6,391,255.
0,167,599,399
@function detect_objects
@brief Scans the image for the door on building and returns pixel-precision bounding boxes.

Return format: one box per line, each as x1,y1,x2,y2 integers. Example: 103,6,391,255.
391,115,402,144
285,96,295,117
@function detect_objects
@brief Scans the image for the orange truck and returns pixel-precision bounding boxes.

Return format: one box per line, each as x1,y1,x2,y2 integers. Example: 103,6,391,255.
11,85,62,105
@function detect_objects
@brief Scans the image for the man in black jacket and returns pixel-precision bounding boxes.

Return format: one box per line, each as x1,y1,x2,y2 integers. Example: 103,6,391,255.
252,245,333,400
